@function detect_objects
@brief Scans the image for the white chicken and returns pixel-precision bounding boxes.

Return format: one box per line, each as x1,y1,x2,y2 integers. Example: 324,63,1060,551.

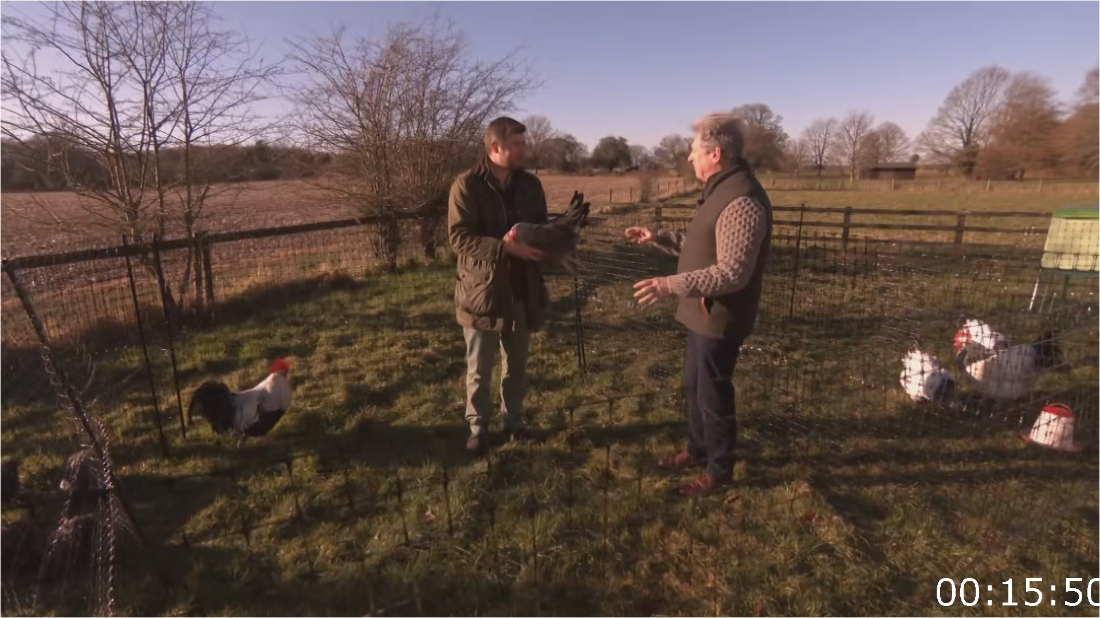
187,359,292,446
953,319,1009,353
954,330,1058,403
900,347,957,403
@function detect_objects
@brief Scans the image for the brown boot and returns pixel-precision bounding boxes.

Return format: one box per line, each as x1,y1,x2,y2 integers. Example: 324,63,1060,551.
678,473,731,497
657,451,704,471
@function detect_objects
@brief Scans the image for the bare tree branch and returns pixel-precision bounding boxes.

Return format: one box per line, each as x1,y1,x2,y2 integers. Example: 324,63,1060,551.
915,65,1010,177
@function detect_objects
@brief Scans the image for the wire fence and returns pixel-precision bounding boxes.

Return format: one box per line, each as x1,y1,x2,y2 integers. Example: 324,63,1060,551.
2,203,1097,616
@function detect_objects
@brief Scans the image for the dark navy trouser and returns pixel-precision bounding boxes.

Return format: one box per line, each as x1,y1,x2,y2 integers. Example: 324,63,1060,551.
684,331,744,481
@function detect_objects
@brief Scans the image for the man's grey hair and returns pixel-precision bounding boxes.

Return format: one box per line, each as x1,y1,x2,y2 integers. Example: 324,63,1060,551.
692,113,745,162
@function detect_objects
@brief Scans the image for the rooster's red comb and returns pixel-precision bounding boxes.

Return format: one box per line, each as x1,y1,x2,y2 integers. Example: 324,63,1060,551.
270,358,292,374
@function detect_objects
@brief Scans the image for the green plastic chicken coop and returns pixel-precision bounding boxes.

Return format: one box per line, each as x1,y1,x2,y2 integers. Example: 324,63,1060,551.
1028,205,1099,312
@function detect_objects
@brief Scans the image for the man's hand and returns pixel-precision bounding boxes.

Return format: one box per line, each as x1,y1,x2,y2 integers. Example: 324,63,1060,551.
504,235,548,261
625,226,656,245
633,276,673,306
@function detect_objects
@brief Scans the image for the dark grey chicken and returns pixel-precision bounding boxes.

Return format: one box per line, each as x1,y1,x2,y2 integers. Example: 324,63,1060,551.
505,190,591,274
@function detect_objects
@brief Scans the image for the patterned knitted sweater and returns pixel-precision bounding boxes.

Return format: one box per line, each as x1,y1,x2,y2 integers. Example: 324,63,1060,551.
650,196,768,298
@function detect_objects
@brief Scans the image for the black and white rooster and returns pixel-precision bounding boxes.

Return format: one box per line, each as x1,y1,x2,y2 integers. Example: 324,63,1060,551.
505,190,591,274
953,320,1059,404
187,359,293,447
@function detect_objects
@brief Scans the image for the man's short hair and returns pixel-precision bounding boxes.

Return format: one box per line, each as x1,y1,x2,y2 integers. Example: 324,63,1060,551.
486,116,526,151
692,113,745,162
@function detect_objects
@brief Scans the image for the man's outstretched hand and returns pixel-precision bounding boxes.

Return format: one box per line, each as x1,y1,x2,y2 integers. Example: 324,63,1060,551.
625,226,656,245
633,276,673,306
504,234,548,261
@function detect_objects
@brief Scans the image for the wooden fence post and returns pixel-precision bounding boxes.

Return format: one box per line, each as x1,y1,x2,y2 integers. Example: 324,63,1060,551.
842,207,853,248
1037,179,1044,193
629,186,633,202
609,188,613,203
890,178,896,191
192,233,205,316
202,237,215,323
954,211,968,245
985,179,992,192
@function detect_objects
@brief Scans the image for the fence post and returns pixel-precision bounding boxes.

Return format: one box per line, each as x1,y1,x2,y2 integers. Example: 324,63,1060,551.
954,211,968,245
890,178,896,191
841,207,853,248
654,206,663,229
573,275,587,377
123,236,169,458
788,203,806,320
152,235,188,439
629,186,632,202
192,234,205,317
985,179,992,192
201,236,215,323
609,189,613,203
1037,179,1043,193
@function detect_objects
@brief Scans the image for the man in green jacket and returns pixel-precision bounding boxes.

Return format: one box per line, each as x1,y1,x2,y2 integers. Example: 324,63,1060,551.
448,117,550,454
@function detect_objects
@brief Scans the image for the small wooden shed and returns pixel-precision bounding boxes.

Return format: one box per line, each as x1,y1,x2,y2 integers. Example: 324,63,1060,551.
859,162,917,181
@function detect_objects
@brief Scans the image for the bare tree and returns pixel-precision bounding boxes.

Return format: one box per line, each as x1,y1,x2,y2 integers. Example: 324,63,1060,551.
801,117,837,175
287,17,536,268
731,103,789,170
1058,67,1100,175
653,133,693,180
979,72,1061,179
785,139,810,175
915,65,1011,177
2,3,159,245
590,136,631,172
832,111,875,180
629,144,655,169
872,122,910,162
541,133,586,172
1077,66,1099,106
2,1,277,314
522,114,558,173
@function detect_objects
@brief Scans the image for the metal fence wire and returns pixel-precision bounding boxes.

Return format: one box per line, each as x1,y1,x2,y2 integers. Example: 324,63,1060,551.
2,204,1097,616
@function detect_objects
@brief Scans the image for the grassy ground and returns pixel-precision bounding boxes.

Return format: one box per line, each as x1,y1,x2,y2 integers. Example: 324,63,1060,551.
3,229,1097,615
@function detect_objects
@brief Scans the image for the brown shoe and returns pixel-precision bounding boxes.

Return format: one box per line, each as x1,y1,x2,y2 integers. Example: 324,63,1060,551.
679,473,731,497
657,451,705,471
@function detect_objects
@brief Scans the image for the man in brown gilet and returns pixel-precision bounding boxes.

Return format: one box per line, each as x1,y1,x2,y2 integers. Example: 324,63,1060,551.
626,113,773,497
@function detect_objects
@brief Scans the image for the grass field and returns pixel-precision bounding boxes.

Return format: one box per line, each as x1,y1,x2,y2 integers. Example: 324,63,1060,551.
2,225,1097,615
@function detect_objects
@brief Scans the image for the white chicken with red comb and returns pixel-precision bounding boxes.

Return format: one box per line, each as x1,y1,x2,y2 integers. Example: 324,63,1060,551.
953,321,1059,404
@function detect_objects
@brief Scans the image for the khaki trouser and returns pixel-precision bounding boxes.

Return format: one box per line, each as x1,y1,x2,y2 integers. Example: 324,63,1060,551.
463,303,530,436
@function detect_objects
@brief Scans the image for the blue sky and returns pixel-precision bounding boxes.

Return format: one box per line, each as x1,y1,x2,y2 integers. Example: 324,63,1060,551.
7,2,1099,151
